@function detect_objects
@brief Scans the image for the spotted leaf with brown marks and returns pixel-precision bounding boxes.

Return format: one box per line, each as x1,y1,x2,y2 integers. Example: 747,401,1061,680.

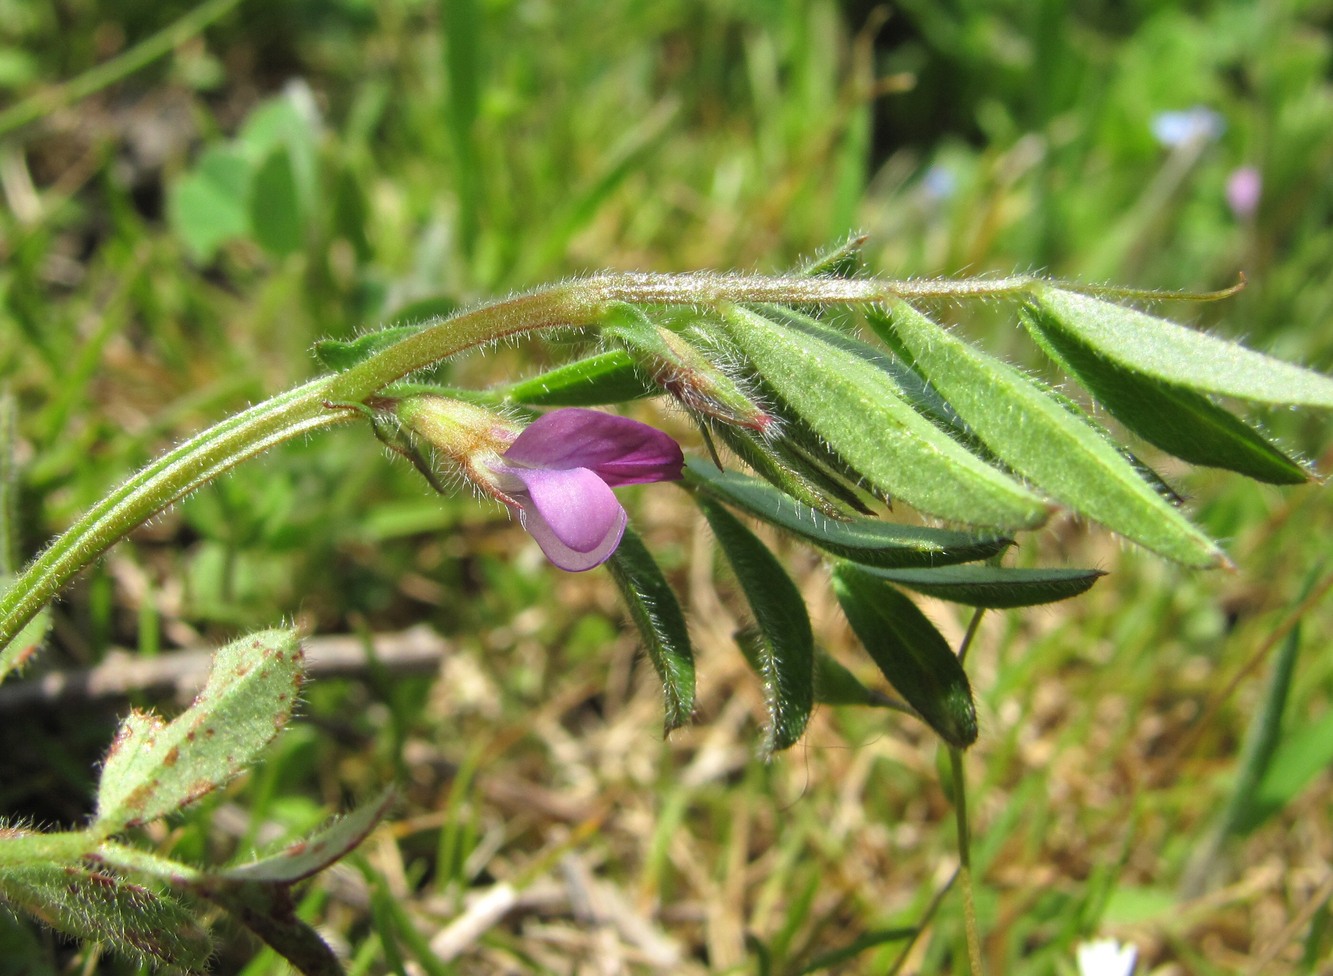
94,629,304,834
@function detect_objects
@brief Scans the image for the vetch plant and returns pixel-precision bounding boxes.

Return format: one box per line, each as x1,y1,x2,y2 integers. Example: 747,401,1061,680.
1,241,1330,972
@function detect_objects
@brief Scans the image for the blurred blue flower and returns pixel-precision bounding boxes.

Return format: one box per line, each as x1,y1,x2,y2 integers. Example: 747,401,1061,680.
922,164,957,202
1151,107,1225,148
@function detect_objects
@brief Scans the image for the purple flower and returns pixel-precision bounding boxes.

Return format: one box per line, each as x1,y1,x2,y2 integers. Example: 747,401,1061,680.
488,408,684,571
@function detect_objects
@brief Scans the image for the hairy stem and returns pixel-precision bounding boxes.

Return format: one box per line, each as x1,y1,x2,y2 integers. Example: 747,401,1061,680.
0,828,99,867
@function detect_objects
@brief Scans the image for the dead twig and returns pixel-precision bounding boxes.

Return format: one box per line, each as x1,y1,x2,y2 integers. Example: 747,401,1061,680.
0,625,449,711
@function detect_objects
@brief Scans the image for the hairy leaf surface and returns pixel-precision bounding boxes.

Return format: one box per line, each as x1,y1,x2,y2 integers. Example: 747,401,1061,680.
722,305,1049,530
0,863,211,969
95,629,304,832
700,498,813,751
1033,288,1333,408
885,300,1224,567
833,564,977,748
1023,307,1309,484
607,527,696,733
686,460,1009,568
220,790,395,884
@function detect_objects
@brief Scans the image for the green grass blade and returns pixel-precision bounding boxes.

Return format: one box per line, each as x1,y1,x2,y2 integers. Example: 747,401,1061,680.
885,299,1225,567
1241,708,1333,834
441,0,483,258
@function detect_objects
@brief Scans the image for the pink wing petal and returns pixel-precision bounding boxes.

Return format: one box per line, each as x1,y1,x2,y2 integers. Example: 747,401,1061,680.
496,463,628,571
502,408,684,486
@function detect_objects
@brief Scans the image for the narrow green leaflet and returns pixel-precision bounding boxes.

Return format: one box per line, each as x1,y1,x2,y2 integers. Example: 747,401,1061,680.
885,300,1225,568
851,564,1103,608
314,324,426,372
501,350,656,406
1022,306,1309,484
0,864,211,969
606,527,696,733
715,424,872,518
1032,377,1185,507
1033,288,1333,408
220,790,395,884
699,498,813,751
95,629,304,833
735,627,897,708
768,304,972,442
1212,585,1305,842
722,305,1049,530
813,649,899,708
685,460,1010,568
869,303,1191,499
832,564,977,749
797,234,867,278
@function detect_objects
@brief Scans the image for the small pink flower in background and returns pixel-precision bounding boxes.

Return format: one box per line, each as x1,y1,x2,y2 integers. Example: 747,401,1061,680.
488,408,684,571
1226,165,1262,219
